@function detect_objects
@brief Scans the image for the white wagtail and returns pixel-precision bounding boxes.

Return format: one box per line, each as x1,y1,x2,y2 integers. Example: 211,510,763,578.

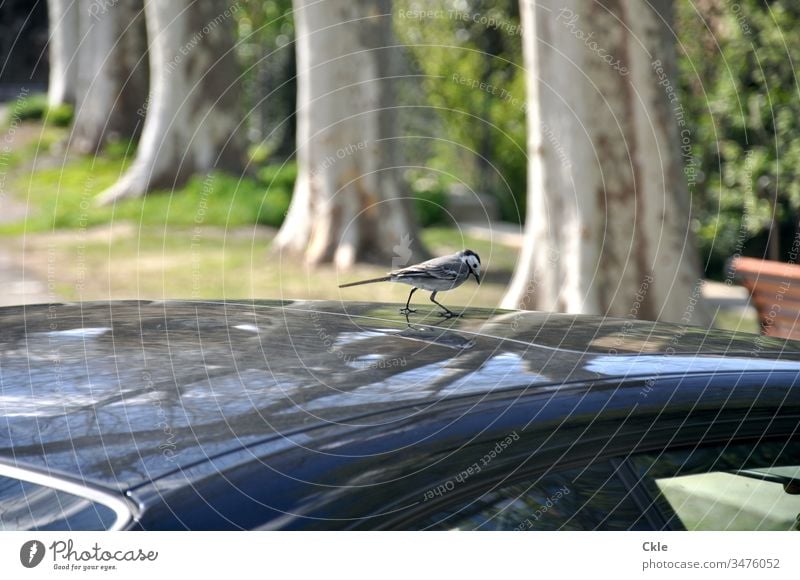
338,250,481,317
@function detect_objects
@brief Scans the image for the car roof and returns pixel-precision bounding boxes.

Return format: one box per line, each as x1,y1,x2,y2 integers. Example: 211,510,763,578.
1,299,799,492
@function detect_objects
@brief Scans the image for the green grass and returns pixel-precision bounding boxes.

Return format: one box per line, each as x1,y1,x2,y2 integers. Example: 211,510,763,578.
710,306,760,334
17,226,518,308
4,141,442,235
2,121,754,327
19,221,752,328
2,124,514,305
0,124,67,172
2,145,295,234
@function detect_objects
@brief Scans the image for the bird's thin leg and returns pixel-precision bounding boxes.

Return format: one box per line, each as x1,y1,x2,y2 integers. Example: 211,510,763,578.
430,291,458,318
400,287,418,314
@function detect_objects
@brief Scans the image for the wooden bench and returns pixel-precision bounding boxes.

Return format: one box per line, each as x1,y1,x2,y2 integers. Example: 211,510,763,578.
729,256,800,340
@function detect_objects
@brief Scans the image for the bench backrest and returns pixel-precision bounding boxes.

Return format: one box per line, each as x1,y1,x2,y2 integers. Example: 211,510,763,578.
730,256,800,339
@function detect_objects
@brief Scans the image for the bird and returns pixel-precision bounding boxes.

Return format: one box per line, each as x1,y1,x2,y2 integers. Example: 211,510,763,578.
338,250,481,317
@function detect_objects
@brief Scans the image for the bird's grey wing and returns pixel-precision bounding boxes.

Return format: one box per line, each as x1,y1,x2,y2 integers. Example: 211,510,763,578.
391,255,461,280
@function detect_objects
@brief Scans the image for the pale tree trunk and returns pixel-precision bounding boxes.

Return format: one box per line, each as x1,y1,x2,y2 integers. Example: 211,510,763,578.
275,0,422,268
97,0,245,204
47,0,79,106
503,0,709,325
71,0,149,153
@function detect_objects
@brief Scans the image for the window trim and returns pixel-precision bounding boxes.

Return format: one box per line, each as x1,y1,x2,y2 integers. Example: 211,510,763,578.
610,457,679,530
0,461,134,531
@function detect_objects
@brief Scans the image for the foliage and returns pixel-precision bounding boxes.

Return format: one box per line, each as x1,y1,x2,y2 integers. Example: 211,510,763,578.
394,0,526,223
47,103,74,127
13,0,800,282
4,93,74,127
676,1,800,276
235,0,296,162
406,171,449,227
8,93,48,122
255,162,297,226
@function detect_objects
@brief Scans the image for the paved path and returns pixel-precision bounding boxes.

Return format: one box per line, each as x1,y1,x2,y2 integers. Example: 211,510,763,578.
0,197,52,306
1,106,55,306
0,251,51,306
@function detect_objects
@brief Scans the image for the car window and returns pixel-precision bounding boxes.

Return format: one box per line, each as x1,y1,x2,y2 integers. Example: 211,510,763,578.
0,474,121,531
410,440,800,531
412,461,652,531
653,471,800,530
630,441,800,531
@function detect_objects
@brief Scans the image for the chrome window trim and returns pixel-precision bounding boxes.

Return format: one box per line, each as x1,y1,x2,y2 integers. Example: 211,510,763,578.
0,461,134,531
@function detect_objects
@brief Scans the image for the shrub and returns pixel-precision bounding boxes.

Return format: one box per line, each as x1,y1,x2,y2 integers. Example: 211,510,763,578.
411,175,448,227
257,187,291,227
257,162,297,190
255,163,296,226
3,94,73,127
47,104,74,127
8,93,48,122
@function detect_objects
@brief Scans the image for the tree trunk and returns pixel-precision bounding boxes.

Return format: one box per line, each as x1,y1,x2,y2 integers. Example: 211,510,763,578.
96,0,245,204
503,0,709,325
275,0,423,268
47,0,79,106
71,0,149,153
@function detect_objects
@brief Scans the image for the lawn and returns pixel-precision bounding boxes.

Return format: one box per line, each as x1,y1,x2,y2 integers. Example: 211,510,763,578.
2,119,516,309
14,225,517,309
0,118,758,327
0,129,295,235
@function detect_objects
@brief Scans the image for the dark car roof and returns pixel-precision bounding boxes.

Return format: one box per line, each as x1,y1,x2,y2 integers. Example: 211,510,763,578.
1,299,799,494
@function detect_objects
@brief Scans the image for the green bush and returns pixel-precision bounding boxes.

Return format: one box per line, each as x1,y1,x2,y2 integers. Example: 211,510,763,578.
3,94,73,127
255,162,296,226
47,103,74,127
104,138,138,160
257,187,291,227
257,162,297,190
676,2,800,276
8,93,48,122
248,142,271,166
410,174,448,227
394,0,526,224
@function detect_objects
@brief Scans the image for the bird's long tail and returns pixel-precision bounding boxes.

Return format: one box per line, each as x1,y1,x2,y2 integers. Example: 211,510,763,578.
338,276,392,288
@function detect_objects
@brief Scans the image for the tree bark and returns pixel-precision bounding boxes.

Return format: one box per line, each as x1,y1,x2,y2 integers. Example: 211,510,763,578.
96,0,245,204
47,0,79,106
275,0,423,268
503,0,709,325
71,0,149,153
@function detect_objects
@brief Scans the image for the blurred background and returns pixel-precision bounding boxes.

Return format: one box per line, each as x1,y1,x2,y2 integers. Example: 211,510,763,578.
2,0,797,332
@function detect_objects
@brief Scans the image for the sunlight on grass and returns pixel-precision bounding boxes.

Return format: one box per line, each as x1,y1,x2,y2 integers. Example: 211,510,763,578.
1,145,295,234
2,125,758,325
2,128,516,309
15,225,518,309
710,307,759,334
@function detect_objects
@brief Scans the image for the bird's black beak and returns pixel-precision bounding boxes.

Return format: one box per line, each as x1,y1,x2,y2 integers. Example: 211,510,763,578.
472,269,481,284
